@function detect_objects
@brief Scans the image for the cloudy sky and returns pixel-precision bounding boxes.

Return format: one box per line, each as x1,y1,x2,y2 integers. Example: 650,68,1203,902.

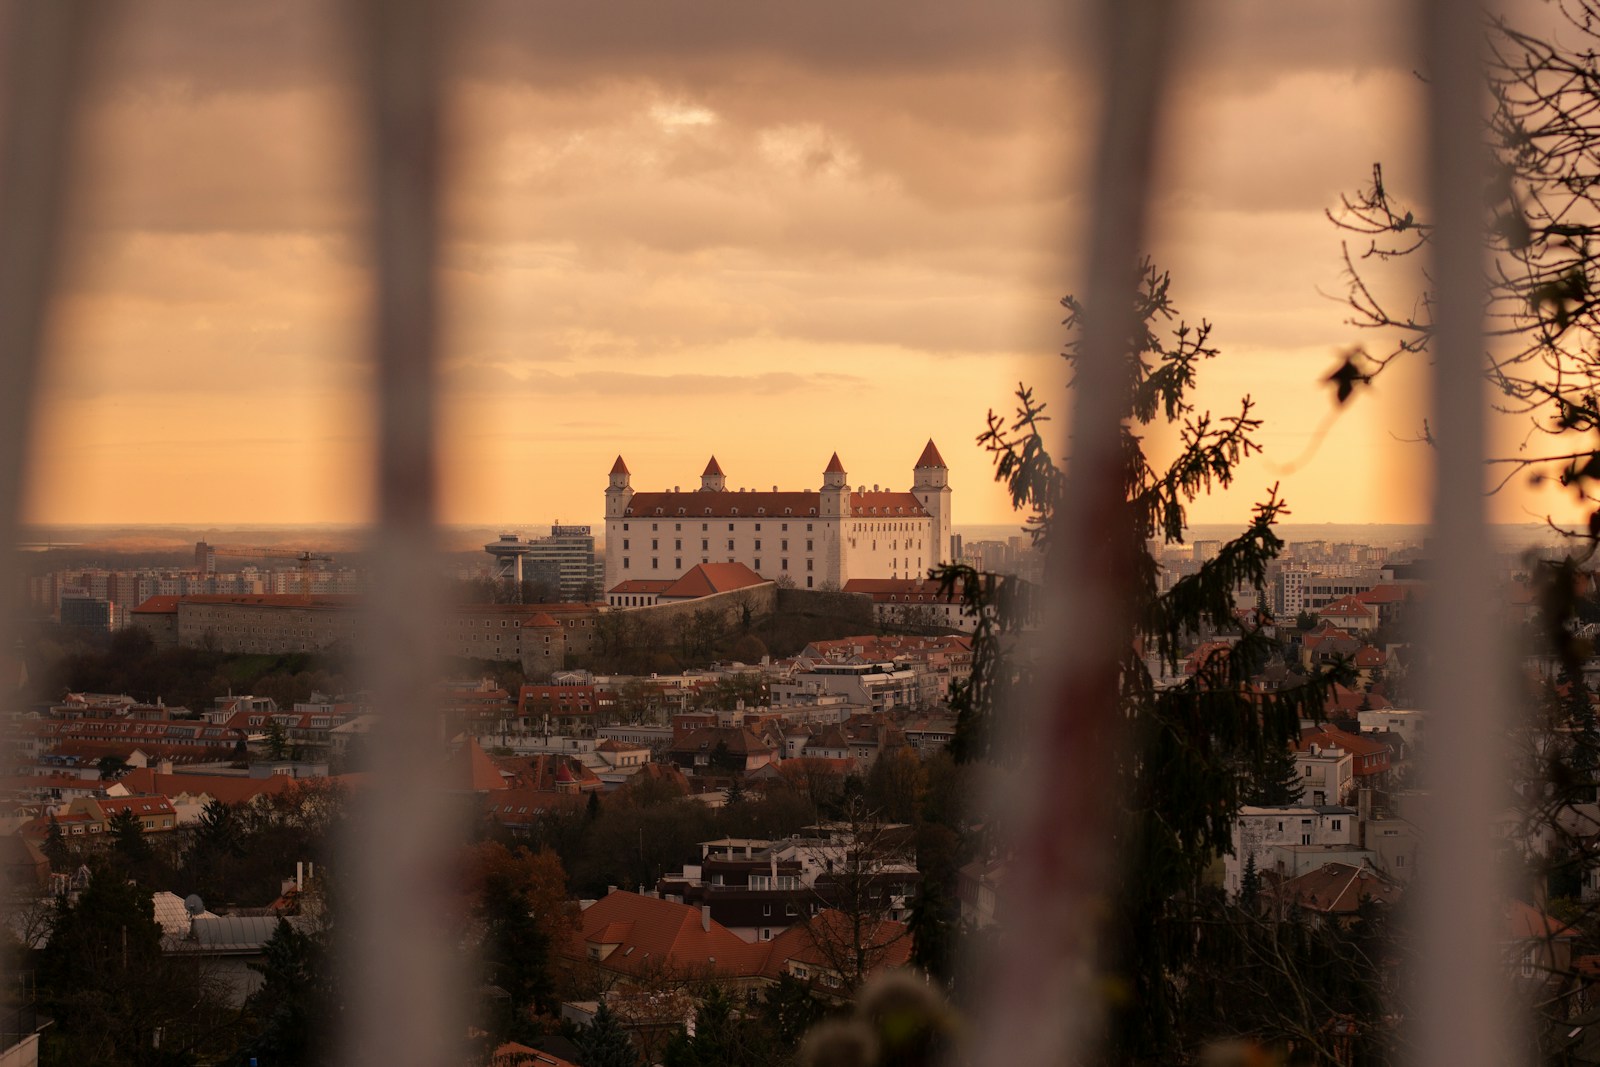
19,0,1571,530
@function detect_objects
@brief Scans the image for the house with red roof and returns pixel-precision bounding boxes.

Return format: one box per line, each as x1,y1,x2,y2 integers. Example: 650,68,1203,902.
565,890,911,1000
1316,595,1379,633
1297,725,1391,783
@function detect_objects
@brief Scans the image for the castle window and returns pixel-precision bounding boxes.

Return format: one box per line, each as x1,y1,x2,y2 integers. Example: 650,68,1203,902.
807,524,813,531
755,540,762,551
704,509,712,516
677,508,685,515
651,558,658,568
807,577,814,588
782,540,788,550
702,523,708,531
675,558,681,570
757,508,765,515
676,523,681,530
623,559,630,570
728,524,734,531
623,539,629,550
702,540,708,550
654,509,662,515
728,540,734,550
755,559,761,570
756,523,761,531
675,539,681,550
782,559,788,570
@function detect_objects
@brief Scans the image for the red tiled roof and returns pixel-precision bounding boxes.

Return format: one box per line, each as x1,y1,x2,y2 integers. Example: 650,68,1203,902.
825,452,846,474
449,738,509,792
610,455,629,475
568,890,768,978
1318,596,1377,618
117,768,297,806
1297,724,1390,759
131,596,182,615
760,910,912,979
1353,646,1388,668
703,456,724,477
660,563,769,599
1275,863,1401,914
914,439,947,469
624,489,927,519
1506,899,1577,940
1356,583,1414,605
841,578,958,603
609,579,674,594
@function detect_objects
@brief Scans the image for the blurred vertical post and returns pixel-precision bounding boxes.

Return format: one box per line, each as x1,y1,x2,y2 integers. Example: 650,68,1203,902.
344,3,462,1066
1414,0,1514,1064
971,1,1181,1063
0,0,93,981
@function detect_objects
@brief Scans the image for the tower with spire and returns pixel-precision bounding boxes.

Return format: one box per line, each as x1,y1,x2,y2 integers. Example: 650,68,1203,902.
912,439,952,566
700,456,726,492
605,456,633,519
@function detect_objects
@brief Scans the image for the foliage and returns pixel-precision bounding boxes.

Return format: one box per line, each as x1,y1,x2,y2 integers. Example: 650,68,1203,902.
39,863,241,1066
460,841,574,1036
934,262,1353,1058
577,1001,640,1067
242,918,339,1067
661,987,777,1067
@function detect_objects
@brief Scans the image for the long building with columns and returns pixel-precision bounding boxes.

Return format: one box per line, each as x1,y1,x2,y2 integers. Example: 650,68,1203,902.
603,442,953,594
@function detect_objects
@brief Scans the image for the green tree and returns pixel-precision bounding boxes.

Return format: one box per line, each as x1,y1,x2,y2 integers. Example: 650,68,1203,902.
1242,741,1304,807
937,262,1349,1058
264,717,291,761
762,972,824,1050
578,1001,640,1067
42,813,71,872
243,917,338,1067
108,806,155,885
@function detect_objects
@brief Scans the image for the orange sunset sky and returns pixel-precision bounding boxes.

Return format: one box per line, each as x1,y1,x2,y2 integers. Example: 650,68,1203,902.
17,0,1580,531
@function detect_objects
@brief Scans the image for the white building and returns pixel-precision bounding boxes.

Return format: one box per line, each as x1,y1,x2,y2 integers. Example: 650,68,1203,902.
1226,804,1358,895
603,441,953,594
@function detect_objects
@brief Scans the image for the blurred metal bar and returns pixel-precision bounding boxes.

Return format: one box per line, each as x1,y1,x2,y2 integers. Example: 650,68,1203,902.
0,0,94,990
1414,0,1514,1064
343,3,462,1066
971,2,1181,1063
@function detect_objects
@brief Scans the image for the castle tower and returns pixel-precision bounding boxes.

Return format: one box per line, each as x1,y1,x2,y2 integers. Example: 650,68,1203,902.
604,456,635,594
820,452,850,586
912,439,952,566
606,456,633,518
700,456,726,492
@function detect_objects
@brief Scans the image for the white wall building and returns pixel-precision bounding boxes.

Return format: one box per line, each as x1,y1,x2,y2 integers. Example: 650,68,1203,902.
603,441,953,594
1226,804,1359,895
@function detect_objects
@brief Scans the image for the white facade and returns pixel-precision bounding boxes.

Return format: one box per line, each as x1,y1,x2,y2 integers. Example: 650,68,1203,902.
1294,743,1355,806
603,443,953,594
1226,804,1358,895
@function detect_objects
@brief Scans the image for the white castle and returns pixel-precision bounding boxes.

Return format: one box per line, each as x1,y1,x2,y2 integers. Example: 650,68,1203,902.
603,441,953,594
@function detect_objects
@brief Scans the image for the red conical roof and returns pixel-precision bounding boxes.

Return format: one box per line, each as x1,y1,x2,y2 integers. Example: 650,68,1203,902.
703,456,725,477
610,455,630,475
915,439,947,469
555,762,575,783
824,452,846,474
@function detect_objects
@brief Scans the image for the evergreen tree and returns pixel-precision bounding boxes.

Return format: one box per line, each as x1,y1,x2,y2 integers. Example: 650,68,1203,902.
1239,854,1261,907
243,917,338,1067
586,789,602,822
42,813,70,873
577,1001,640,1067
936,262,1349,1059
1243,740,1304,806
761,972,824,1050
108,806,155,885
